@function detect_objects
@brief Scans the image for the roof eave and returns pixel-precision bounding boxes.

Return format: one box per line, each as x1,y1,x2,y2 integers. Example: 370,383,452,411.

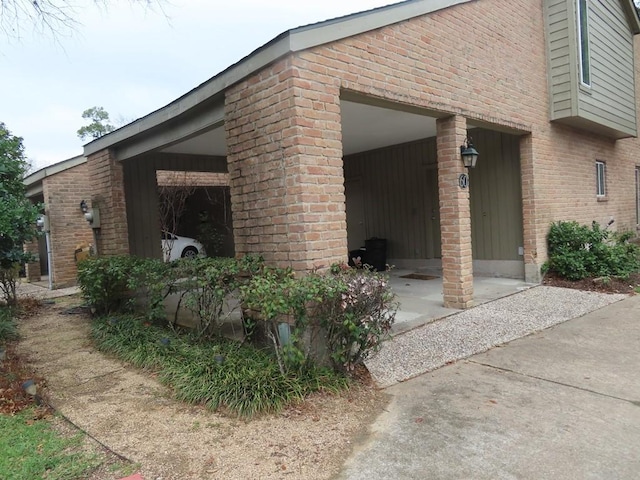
623,0,640,34
84,0,473,157
23,155,86,191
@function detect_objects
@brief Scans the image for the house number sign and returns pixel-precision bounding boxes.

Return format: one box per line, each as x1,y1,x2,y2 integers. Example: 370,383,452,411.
458,173,469,189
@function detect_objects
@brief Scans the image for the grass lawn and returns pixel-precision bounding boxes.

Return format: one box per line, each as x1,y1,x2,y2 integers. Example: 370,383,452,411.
0,303,133,480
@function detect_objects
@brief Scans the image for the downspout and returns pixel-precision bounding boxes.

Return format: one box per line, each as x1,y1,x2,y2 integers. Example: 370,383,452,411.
45,230,53,290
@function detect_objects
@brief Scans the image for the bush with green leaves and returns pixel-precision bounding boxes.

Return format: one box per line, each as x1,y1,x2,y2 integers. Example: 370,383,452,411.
0,306,18,343
318,265,398,372
544,221,640,281
0,123,41,306
170,256,245,337
79,254,397,375
241,264,398,373
77,255,170,317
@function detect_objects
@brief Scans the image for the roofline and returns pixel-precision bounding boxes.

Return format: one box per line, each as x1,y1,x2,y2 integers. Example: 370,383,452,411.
623,0,640,34
23,155,86,189
84,0,473,156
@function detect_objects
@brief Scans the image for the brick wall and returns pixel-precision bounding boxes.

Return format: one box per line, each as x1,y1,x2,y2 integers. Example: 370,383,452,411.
290,0,640,278
225,57,346,271
41,162,95,288
23,239,41,283
156,171,229,187
94,0,640,284
86,149,130,257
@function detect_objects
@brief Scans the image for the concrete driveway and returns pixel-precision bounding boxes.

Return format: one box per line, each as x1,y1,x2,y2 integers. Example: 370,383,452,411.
338,295,640,479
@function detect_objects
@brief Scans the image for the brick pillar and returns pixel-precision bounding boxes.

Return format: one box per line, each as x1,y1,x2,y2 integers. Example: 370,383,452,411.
436,115,473,309
225,57,346,272
24,239,41,282
42,163,95,287
520,134,543,283
86,149,130,257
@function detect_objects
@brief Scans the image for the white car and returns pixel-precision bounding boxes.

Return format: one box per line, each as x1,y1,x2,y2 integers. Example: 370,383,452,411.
161,232,205,261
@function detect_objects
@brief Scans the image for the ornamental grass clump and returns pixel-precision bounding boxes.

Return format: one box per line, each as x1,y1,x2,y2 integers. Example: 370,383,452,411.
91,315,346,417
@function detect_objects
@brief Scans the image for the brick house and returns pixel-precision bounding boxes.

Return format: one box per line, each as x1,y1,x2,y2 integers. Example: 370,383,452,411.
82,0,640,308
23,156,95,288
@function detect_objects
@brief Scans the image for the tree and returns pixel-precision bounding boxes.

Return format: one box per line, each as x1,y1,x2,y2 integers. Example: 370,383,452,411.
157,172,196,261
0,123,41,305
1,1,164,40
77,106,115,141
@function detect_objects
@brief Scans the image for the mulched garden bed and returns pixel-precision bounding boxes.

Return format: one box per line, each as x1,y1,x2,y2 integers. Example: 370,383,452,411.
542,272,640,295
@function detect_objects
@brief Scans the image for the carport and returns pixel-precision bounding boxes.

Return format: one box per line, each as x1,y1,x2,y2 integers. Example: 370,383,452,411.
82,0,536,309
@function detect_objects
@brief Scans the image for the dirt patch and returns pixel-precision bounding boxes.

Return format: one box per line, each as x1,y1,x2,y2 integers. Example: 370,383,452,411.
13,296,389,480
542,272,640,294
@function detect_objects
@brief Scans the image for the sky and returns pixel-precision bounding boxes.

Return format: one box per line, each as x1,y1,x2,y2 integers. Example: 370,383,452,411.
1,0,396,171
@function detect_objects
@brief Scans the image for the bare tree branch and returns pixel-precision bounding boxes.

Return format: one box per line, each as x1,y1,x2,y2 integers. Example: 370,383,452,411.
0,1,165,40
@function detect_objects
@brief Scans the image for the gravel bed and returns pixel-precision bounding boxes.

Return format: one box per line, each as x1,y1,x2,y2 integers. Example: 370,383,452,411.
366,286,627,388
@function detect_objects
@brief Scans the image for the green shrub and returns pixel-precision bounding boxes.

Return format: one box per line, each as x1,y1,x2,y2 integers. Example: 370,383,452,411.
0,306,18,343
77,256,170,317
80,254,397,376
318,265,398,372
545,221,640,280
169,256,246,337
241,264,398,373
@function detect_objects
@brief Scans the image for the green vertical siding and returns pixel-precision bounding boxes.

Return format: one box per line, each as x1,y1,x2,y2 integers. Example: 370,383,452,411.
344,131,523,262
344,138,441,260
469,130,524,261
545,0,638,137
123,154,228,259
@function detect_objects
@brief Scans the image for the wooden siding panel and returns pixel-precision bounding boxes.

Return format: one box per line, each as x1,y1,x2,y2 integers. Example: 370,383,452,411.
343,138,441,260
546,0,574,120
470,130,524,261
123,158,162,259
545,0,637,136
344,131,522,263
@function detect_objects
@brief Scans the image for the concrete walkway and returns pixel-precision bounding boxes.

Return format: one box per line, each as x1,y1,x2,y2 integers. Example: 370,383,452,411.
339,294,640,479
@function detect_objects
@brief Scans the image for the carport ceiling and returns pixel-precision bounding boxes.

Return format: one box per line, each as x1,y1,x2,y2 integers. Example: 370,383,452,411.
160,100,437,157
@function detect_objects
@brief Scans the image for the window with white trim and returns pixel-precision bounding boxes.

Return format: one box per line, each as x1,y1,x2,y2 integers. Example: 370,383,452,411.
577,0,591,86
596,161,606,197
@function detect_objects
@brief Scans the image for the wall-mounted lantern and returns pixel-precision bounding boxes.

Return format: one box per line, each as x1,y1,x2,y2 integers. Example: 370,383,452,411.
460,136,479,168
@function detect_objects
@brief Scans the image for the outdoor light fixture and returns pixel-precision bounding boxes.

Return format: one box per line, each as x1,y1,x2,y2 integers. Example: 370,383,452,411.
460,136,479,168
80,200,89,213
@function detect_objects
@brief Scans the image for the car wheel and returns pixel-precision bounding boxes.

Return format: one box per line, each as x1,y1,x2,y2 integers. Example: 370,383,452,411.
181,246,198,259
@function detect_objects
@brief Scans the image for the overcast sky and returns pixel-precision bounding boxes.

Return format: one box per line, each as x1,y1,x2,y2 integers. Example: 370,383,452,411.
1,0,395,171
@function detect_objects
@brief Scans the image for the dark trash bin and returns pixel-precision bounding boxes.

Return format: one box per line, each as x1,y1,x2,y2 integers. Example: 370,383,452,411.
364,237,387,272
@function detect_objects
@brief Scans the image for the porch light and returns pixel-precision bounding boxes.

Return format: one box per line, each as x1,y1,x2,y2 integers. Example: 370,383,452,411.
460,137,479,168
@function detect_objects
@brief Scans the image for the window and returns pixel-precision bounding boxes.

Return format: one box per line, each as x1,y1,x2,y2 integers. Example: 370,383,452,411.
596,161,606,197
577,0,591,86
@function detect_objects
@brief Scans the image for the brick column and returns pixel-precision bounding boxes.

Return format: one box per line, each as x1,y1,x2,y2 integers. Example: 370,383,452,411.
86,149,130,257
42,164,95,287
520,134,543,283
436,115,473,309
225,57,346,272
